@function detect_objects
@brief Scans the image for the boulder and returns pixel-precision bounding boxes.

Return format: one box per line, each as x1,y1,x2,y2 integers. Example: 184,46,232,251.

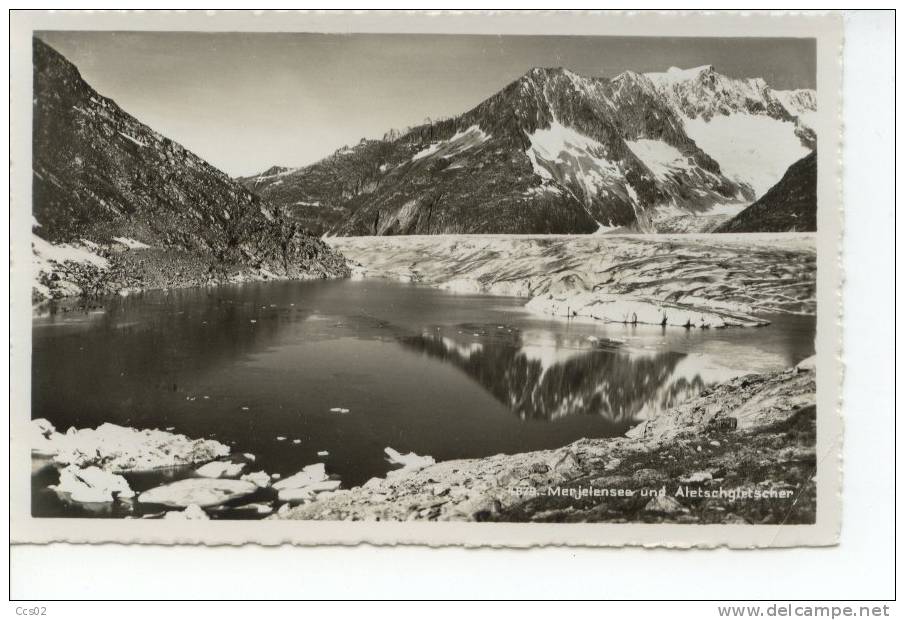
633,468,666,486
679,471,714,484
550,451,582,476
363,477,384,490
138,478,257,508
643,495,689,515
51,465,135,503
795,355,817,373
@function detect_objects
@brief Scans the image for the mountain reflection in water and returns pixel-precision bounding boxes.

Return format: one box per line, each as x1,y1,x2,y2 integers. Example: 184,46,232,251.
400,325,707,424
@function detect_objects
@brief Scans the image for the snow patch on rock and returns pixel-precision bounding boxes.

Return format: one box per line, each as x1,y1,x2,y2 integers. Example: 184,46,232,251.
682,113,811,196
112,236,152,250
625,139,693,180
525,121,621,195
411,125,489,162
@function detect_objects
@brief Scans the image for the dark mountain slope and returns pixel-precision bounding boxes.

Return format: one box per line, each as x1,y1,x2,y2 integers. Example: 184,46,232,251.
715,152,816,233
32,38,347,300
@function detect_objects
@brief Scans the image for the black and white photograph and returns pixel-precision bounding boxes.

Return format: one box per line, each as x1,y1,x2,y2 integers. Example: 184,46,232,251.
10,11,846,550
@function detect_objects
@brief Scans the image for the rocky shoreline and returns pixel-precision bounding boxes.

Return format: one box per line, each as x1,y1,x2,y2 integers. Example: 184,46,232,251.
31,235,350,307
274,359,817,524
31,358,816,523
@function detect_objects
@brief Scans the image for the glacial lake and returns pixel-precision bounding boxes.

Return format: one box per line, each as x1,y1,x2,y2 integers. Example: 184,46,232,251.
31,278,815,518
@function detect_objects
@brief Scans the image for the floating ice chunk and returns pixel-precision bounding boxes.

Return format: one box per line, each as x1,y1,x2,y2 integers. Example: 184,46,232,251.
138,478,257,508
329,407,350,414
277,488,314,503
240,470,271,488
795,355,816,372
195,460,246,479
163,504,209,520
277,480,341,503
384,447,436,472
30,418,64,456
276,436,287,441
51,465,135,503
272,463,328,491
317,450,329,457
46,423,229,473
234,502,274,515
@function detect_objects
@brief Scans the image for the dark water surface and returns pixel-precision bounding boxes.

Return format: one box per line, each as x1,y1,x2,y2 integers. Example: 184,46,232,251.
32,279,815,517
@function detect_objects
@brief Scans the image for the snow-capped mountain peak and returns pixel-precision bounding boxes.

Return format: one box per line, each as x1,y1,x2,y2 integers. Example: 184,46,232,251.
645,64,715,88
642,65,816,196
242,63,815,236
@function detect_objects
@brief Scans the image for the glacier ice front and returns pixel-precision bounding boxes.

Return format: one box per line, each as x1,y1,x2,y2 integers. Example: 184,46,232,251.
525,291,766,329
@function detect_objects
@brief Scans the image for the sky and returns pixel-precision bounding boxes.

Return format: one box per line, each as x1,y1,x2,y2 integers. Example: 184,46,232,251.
38,32,816,177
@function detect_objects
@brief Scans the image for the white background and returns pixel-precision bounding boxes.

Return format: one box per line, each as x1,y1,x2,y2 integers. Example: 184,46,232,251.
6,8,897,604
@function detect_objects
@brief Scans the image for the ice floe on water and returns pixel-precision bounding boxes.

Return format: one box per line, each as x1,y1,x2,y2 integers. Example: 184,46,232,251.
272,463,328,492
51,465,135,503
138,478,258,508
240,471,272,488
162,504,209,520
385,447,436,473
271,463,344,503
32,420,230,473
195,460,246,479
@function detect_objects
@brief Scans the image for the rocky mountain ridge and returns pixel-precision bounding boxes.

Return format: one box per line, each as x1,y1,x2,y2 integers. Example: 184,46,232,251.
243,64,816,235
32,38,348,303
716,151,817,233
